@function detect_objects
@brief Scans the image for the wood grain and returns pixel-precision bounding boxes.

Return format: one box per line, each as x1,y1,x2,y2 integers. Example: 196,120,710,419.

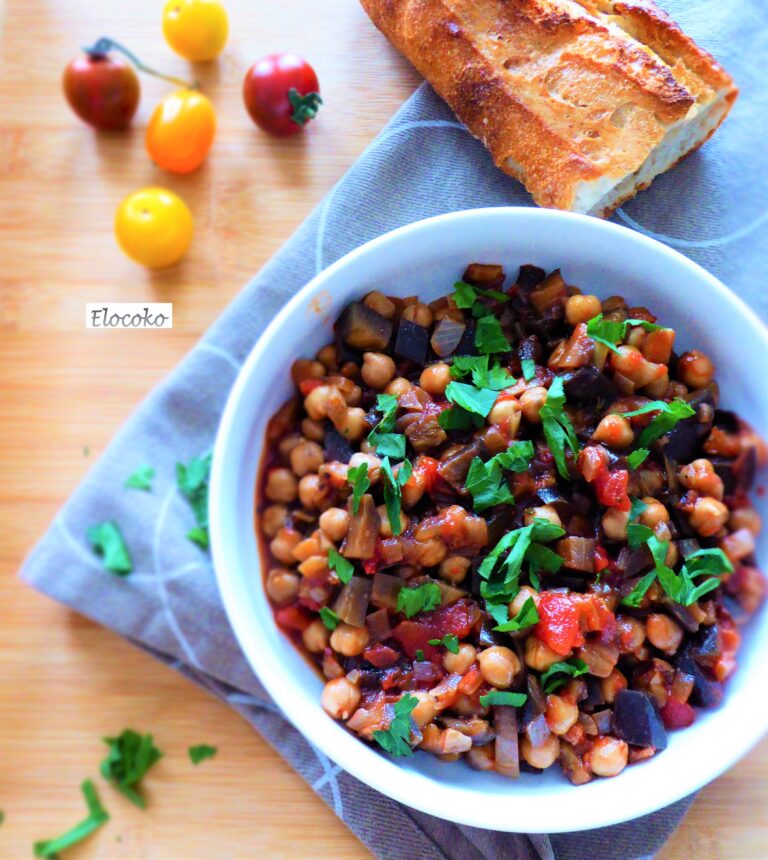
0,1,764,857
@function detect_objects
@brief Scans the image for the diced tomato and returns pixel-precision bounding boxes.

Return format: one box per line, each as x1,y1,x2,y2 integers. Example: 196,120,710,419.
713,625,741,682
390,598,478,662
416,456,440,495
363,643,400,669
594,467,631,511
457,664,483,696
593,545,610,573
275,603,312,632
390,621,441,663
535,591,584,656
661,698,695,730
363,541,383,575
298,378,324,395
380,665,413,691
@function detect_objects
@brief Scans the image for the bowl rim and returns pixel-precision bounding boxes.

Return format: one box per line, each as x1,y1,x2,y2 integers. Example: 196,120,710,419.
210,206,768,833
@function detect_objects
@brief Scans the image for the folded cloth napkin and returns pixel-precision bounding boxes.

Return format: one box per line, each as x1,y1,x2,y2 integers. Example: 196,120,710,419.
22,1,767,856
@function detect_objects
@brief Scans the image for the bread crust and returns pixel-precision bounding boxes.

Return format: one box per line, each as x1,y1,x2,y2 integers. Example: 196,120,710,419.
360,0,737,214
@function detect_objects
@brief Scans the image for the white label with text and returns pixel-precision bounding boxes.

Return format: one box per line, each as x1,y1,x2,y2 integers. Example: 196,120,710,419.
86,303,173,329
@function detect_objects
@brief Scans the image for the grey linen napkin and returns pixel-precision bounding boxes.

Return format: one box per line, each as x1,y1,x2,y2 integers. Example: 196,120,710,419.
22,1,768,856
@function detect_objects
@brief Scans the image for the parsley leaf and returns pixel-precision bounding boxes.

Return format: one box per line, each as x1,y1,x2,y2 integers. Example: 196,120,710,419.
346,461,370,515
521,358,536,382
452,281,509,309
627,448,650,469
475,314,511,354
188,744,217,765
124,464,155,491
319,606,341,630
492,597,540,632
451,355,513,390
627,522,654,548
479,691,528,707
414,649,425,662
368,394,402,456
177,453,212,550
540,377,580,479
373,693,419,757
618,399,695,448
525,542,563,572
397,582,441,618
629,496,648,522
34,780,109,859
438,406,484,431
370,433,406,459
540,659,589,694
328,548,354,584
87,521,132,575
586,313,662,354
465,456,515,512
445,380,498,418
100,729,162,809
621,570,658,608
381,457,412,535
495,440,536,472
428,633,460,653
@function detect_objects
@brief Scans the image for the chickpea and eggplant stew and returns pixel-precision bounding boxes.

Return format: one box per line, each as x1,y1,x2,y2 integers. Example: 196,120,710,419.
258,263,766,784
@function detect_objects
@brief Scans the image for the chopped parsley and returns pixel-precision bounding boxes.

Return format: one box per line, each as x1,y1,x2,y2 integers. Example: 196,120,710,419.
319,605,341,630
540,659,589,694
34,780,109,859
451,354,514,390
124,464,155,491
525,541,563,573
627,448,650,469
465,456,515,511
380,457,412,535
328,548,354,584
87,521,132,575
438,406,483,431
479,691,528,707
627,522,654,548
100,729,162,809
495,440,536,472
628,496,648,522
397,581,441,618
617,399,695,448
475,314,512,354
428,633,460,653
368,394,405,458
539,377,580,479
621,570,658,609
346,461,370,515
373,693,419,757
177,453,212,550
444,380,498,418
188,744,217,765
586,313,662,354
452,281,509,309
521,358,536,382
414,649,425,662
492,597,540,632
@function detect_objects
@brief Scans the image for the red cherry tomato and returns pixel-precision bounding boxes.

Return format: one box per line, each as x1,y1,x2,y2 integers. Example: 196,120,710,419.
242,53,322,136
62,52,140,131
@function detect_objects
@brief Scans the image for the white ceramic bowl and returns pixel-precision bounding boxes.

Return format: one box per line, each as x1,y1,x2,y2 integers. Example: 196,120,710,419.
210,208,768,833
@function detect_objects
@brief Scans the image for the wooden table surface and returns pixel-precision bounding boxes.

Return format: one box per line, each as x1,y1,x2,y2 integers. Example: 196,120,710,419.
0,1,766,857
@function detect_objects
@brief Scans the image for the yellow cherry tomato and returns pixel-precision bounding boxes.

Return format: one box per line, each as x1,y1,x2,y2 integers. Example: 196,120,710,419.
146,89,216,174
115,188,193,268
162,0,229,62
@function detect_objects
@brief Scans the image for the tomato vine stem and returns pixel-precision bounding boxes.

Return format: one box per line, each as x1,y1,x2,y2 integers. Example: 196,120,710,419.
84,37,198,89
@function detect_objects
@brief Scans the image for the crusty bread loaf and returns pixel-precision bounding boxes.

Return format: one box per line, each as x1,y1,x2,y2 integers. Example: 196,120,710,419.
360,0,737,216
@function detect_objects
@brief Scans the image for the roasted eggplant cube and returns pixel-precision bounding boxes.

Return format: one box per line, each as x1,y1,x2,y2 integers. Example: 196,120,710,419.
612,689,668,750
394,318,429,365
337,302,392,351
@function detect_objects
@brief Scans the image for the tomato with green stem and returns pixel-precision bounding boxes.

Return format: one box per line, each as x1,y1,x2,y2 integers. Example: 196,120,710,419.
146,90,216,174
114,188,193,268
162,0,229,62
243,53,322,137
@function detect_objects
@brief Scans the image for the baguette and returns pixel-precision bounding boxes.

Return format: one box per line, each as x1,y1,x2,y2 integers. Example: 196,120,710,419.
360,0,737,216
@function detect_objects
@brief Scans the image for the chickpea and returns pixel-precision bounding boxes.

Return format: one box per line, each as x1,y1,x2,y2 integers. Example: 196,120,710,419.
261,504,288,538
303,619,331,653
638,497,669,528
440,728,473,755
316,344,338,372
592,414,634,449
298,474,328,510
304,384,333,421
278,434,303,461
318,507,349,543
587,736,628,777
321,677,361,720
409,691,438,728
643,370,670,398
646,613,684,654
677,350,714,390
334,407,366,441
330,623,370,657
265,468,298,503
265,568,300,605
545,694,579,735
488,398,522,436
402,302,433,328
510,585,540,616
520,733,560,769
600,668,628,703
610,345,666,388
270,527,302,564
301,418,325,442
420,362,452,396
478,646,521,688
291,358,325,386
443,643,477,675
361,352,396,390
524,505,562,528
651,521,678,567
616,615,646,654
526,636,566,671
520,386,548,424
384,377,412,398
419,723,442,753
377,505,409,538
348,452,382,484
721,527,757,565
643,328,675,365
689,496,729,537
363,290,395,319
566,294,602,326
401,469,426,508
679,459,724,501
292,534,322,562
419,538,448,567
438,555,471,584
729,508,762,537
289,440,324,477
466,744,496,772
602,507,629,541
